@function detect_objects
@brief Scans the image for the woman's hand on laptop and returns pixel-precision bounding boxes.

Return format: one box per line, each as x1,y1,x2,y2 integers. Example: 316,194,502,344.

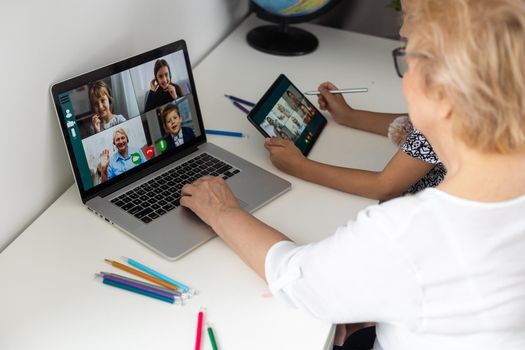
181,175,289,281
180,176,240,228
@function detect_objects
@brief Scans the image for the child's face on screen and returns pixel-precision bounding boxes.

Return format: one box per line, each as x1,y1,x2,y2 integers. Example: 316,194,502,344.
93,93,111,121
156,66,171,91
164,110,182,135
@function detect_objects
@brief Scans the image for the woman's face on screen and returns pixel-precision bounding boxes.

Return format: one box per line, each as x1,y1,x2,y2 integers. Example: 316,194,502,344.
113,132,128,154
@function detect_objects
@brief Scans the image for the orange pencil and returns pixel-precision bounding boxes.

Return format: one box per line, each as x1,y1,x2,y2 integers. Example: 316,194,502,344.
104,259,178,291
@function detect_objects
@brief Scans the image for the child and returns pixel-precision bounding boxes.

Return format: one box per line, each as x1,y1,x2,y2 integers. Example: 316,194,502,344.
264,80,446,201
144,59,184,111
160,104,195,150
88,81,126,135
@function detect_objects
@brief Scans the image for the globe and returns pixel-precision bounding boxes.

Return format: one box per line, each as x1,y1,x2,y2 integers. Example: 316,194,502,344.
252,0,334,17
247,0,342,56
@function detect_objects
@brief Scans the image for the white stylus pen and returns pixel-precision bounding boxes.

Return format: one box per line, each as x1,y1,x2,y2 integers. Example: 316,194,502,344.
303,88,368,95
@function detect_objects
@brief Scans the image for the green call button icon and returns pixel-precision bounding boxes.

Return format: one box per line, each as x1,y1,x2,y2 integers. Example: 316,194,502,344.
131,152,141,164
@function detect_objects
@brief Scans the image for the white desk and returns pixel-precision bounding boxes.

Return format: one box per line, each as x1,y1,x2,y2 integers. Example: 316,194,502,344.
0,15,402,350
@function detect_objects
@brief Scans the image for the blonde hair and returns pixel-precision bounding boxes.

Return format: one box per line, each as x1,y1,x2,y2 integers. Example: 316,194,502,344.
112,128,128,144
403,0,525,153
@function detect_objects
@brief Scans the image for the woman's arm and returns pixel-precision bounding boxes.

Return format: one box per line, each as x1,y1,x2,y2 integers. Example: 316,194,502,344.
180,177,289,281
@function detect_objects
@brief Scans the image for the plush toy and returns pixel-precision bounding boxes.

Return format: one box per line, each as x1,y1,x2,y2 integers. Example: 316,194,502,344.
387,115,412,147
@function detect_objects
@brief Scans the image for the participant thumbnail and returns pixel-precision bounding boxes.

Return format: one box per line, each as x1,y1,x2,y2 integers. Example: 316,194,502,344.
67,72,141,139
81,117,147,185
129,50,192,114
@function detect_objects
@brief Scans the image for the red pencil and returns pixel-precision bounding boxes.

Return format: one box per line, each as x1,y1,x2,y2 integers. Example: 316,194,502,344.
195,310,204,350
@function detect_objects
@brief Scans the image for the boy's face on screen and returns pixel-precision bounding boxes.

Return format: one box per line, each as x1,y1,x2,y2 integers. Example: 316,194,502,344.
156,66,171,91
164,110,182,135
94,94,111,121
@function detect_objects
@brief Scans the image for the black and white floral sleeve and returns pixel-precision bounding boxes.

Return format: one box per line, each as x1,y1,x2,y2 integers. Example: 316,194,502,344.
401,127,447,194
401,127,440,163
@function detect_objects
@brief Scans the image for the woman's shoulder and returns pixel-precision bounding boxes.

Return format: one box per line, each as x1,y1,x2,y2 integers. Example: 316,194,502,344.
355,190,442,234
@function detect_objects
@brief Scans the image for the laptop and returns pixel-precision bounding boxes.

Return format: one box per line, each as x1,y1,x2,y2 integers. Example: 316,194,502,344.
51,39,291,260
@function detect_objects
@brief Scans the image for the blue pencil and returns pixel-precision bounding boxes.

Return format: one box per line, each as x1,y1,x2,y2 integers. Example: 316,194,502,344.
101,273,177,299
224,94,255,107
124,257,193,294
232,101,251,114
101,277,175,304
102,272,183,297
205,129,244,138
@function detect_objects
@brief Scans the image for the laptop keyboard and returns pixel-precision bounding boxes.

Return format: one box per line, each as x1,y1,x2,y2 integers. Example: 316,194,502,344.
110,153,240,223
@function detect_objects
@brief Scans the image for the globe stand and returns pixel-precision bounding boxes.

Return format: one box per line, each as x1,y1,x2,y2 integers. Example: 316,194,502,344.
247,21,318,56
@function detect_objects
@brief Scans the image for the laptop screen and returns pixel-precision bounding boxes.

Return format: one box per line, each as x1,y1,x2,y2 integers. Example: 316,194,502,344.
51,40,205,201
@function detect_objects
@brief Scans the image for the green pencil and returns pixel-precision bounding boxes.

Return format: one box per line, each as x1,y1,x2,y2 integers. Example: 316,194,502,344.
207,325,218,350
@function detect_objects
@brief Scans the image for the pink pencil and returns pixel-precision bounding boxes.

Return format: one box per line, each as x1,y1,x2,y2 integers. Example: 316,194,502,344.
195,310,204,350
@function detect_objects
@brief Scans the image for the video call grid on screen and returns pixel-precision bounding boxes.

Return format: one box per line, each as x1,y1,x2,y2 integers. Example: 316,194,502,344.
250,76,326,155
57,49,203,192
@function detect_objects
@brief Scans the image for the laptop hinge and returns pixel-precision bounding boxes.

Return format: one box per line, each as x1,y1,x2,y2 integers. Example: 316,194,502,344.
95,145,199,199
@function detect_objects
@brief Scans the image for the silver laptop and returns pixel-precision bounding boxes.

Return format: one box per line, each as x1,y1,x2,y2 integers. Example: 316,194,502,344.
51,40,290,260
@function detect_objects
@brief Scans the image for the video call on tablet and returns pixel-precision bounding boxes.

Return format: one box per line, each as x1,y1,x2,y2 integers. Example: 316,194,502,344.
247,74,327,156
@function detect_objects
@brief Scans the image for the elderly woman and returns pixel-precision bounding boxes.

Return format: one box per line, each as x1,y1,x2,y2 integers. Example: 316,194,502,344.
181,0,525,348
99,128,146,182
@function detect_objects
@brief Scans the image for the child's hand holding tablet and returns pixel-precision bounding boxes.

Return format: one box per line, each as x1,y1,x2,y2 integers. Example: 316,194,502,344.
247,74,327,156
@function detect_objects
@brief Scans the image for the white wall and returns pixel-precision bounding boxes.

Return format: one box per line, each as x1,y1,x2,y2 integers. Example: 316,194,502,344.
0,0,248,251
315,0,402,39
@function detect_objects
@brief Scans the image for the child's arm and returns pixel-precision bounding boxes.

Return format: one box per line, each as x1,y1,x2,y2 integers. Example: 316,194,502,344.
265,138,433,201
317,81,404,137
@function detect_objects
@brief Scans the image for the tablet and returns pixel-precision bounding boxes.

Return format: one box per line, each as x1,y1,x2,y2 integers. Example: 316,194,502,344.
247,74,327,156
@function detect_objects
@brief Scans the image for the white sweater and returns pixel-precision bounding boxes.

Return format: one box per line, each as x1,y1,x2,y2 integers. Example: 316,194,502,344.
265,189,525,350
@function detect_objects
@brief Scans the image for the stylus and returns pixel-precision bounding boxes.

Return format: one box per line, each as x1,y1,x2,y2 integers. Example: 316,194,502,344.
303,88,368,95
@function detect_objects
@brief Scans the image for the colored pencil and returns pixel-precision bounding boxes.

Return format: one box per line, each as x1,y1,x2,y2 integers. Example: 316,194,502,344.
104,259,178,291
232,101,251,114
207,325,219,350
224,94,255,107
102,272,183,297
195,310,204,350
205,129,244,138
100,273,177,299
123,257,192,294
99,276,175,304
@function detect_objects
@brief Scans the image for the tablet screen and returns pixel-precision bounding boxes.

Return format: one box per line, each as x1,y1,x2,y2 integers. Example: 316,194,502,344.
247,74,326,156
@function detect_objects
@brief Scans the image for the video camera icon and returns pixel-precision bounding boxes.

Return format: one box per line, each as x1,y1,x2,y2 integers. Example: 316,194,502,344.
66,120,77,139
131,152,142,165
